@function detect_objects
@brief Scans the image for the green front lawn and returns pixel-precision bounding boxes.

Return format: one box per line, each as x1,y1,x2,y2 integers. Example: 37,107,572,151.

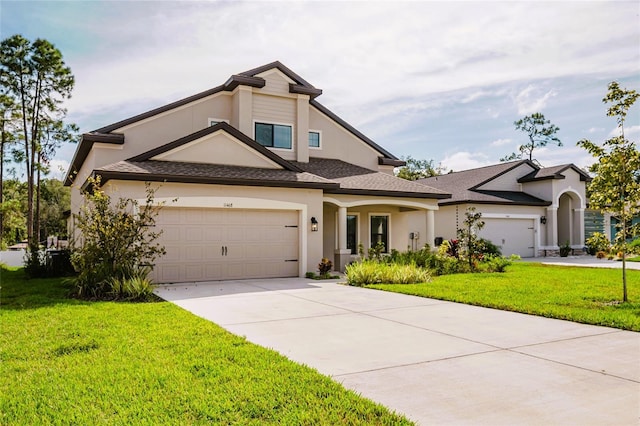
0,267,411,425
370,262,640,331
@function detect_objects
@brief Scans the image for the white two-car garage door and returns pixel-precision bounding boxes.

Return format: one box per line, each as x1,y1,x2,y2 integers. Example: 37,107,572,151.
152,208,299,283
480,218,535,258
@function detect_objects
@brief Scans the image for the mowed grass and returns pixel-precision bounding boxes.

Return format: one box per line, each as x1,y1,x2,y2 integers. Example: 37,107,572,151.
0,267,412,425
370,262,640,331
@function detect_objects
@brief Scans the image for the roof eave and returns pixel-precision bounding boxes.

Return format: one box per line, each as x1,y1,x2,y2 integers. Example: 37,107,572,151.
327,188,451,199
439,199,552,207
88,170,340,191
64,133,125,186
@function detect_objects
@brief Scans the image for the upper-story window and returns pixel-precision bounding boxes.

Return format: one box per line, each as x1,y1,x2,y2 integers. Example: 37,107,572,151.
308,131,321,148
255,122,292,149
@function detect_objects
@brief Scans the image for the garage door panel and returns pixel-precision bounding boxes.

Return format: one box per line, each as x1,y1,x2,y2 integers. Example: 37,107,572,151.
185,227,204,242
185,264,204,281
185,246,203,261
480,218,535,258
152,207,300,283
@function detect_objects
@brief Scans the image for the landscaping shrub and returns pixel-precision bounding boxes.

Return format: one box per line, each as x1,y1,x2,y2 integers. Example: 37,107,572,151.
71,178,168,299
318,257,333,276
630,238,640,254
346,260,430,286
107,267,155,301
481,254,519,273
586,232,610,255
478,238,502,256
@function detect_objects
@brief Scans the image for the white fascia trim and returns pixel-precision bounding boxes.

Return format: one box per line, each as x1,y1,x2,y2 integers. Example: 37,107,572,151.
150,130,283,169
114,91,230,133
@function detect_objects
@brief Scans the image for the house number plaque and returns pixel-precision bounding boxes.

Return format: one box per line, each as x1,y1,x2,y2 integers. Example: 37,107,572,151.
223,203,233,208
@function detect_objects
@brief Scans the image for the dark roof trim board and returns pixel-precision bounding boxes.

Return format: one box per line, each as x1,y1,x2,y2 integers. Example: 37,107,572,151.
518,164,592,183
379,157,406,167
127,122,303,172
85,170,339,192
289,83,322,98
327,188,452,199
223,75,265,91
239,61,317,88
64,132,125,185
439,199,552,207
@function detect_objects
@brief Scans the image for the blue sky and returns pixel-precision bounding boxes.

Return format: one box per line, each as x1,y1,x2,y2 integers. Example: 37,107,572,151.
2,0,639,178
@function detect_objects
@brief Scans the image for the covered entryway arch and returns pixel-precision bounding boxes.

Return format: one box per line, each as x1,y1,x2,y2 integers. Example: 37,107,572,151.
322,196,438,271
554,190,585,249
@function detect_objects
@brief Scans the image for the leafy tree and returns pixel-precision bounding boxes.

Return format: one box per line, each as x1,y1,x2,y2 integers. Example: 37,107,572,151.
578,81,639,302
395,156,441,180
71,178,168,298
0,179,26,248
0,34,76,246
501,112,561,161
0,93,20,246
38,178,70,241
456,207,485,271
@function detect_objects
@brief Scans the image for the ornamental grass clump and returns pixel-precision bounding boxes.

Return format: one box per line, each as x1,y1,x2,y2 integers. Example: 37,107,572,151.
346,260,430,286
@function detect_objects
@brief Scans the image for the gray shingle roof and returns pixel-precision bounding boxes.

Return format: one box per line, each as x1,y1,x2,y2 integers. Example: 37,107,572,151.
93,160,339,190
92,157,452,199
294,158,451,199
518,164,592,182
418,161,552,206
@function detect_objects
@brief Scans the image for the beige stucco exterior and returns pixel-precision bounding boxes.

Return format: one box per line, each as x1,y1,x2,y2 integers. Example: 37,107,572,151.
67,62,444,282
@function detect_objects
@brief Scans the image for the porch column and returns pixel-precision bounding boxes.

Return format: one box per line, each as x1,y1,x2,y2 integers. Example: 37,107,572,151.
334,206,350,272
574,208,585,247
546,206,558,248
426,209,435,250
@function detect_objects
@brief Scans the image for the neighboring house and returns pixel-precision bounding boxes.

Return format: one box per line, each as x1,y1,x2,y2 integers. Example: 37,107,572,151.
418,160,591,257
64,61,450,283
586,209,640,242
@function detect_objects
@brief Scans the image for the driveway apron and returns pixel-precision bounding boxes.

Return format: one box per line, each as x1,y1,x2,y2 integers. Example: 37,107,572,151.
155,278,640,425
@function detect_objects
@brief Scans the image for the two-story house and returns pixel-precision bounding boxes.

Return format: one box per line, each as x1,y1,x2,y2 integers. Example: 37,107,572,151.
65,62,450,283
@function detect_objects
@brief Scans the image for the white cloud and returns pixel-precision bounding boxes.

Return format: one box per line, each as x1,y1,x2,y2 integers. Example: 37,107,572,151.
514,85,557,115
588,127,604,134
47,159,70,180
440,152,492,172
490,138,513,147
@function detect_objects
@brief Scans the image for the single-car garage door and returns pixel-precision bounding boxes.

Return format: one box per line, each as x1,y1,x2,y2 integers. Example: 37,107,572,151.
480,218,535,258
152,208,299,283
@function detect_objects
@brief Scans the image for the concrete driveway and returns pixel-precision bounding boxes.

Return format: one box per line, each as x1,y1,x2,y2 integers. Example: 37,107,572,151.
156,278,640,425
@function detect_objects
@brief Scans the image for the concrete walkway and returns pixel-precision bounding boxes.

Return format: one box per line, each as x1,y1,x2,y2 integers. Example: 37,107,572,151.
155,277,640,425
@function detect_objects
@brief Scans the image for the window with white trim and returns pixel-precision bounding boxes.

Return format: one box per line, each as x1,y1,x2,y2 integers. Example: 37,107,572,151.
370,214,389,253
308,131,320,148
255,122,292,149
347,214,358,254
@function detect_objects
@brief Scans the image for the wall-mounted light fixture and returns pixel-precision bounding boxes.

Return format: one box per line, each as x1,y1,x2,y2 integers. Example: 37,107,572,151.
311,217,319,232
540,216,547,225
